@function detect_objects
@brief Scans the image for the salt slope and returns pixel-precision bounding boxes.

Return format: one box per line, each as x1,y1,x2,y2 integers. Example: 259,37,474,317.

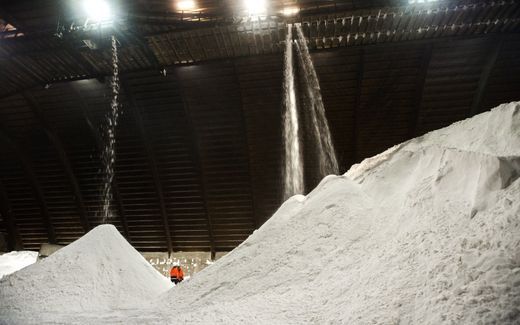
0,251,38,279
153,102,520,324
0,224,172,323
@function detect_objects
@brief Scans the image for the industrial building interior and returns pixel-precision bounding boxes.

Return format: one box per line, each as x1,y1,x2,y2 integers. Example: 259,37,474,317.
0,0,519,323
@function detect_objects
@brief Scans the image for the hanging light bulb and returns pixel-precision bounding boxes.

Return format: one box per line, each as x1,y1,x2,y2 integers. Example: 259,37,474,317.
244,0,267,16
176,0,196,11
82,0,112,22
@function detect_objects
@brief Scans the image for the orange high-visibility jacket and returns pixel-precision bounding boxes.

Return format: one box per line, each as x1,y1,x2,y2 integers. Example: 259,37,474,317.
170,266,184,280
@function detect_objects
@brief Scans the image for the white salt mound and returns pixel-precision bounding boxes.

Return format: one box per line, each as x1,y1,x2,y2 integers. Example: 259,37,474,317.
154,102,520,324
1,102,519,324
0,224,172,323
0,251,38,279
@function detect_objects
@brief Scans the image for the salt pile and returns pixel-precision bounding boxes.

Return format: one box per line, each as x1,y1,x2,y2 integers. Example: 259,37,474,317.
0,102,519,324
0,225,172,322
155,102,519,324
0,251,38,279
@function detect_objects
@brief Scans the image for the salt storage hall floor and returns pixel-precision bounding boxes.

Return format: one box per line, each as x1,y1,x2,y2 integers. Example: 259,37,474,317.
1,102,519,324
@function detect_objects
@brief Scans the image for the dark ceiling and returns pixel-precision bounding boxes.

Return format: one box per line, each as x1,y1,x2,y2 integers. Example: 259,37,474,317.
0,0,519,256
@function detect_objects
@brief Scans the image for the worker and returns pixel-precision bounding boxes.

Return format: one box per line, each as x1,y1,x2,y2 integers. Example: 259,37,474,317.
170,265,184,284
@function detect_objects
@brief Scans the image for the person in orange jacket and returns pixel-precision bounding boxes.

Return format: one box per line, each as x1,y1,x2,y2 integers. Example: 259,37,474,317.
170,265,184,284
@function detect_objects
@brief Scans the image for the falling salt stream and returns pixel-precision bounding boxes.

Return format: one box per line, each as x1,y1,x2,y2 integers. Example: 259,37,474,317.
101,35,120,223
282,24,304,200
295,24,339,178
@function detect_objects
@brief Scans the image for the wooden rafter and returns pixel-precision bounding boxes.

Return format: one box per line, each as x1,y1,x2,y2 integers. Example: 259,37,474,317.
61,44,99,78
2,33,518,102
23,91,91,233
116,30,161,69
0,126,56,244
173,68,216,259
120,77,173,254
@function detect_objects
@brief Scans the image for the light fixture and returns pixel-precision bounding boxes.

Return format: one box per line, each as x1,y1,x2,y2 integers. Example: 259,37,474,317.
82,0,112,22
281,7,299,17
409,0,438,4
244,0,267,16
176,0,196,11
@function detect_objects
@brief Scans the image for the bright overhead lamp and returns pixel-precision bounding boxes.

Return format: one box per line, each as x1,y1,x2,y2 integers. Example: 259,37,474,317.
176,0,196,11
409,0,438,3
244,0,267,16
82,0,112,22
281,7,299,17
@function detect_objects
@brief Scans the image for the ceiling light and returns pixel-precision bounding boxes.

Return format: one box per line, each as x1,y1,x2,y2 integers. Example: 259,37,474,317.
409,0,438,3
244,0,267,16
176,0,196,11
282,7,299,17
82,0,112,22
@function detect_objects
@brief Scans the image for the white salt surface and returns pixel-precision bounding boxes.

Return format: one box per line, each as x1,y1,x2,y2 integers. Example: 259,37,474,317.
0,251,38,279
1,102,519,324
0,225,172,324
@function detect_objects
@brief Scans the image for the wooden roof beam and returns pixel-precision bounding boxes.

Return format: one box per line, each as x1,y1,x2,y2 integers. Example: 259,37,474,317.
61,45,100,79
0,126,56,244
23,91,91,233
120,77,173,254
116,30,162,69
2,33,518,102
